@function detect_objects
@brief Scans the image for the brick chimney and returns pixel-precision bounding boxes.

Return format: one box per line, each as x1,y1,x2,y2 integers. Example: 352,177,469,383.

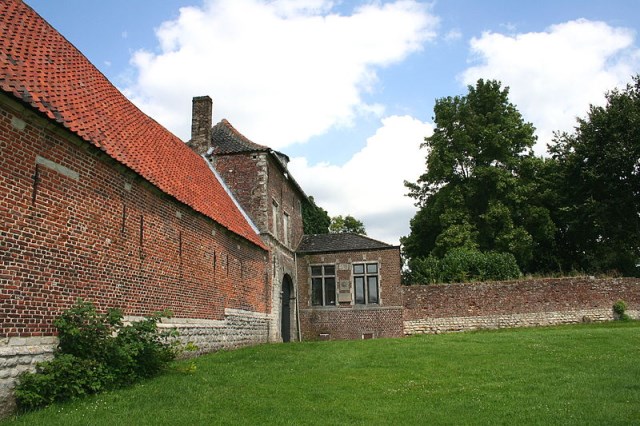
188,96,212,155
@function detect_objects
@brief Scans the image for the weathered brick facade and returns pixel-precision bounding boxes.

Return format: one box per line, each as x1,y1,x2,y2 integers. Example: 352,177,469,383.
204,118,306,342
0,1,274,414
0,96,269,335
0,90,275,415
297,246,404,340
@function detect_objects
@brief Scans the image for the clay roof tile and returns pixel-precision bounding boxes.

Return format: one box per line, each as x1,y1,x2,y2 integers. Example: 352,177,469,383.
0,0,265,250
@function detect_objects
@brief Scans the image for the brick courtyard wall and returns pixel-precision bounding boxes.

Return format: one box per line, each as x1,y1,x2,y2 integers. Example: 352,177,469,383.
298,247,403,340
403,277,640,335
0,96,271,416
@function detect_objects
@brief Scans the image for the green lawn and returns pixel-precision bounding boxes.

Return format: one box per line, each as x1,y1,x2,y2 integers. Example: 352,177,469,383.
5,322,640,425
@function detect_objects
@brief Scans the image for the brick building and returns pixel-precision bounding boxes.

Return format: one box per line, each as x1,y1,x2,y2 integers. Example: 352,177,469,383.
296,233,403,340
186,99,404,342
188,105,307,342
0,0,273,414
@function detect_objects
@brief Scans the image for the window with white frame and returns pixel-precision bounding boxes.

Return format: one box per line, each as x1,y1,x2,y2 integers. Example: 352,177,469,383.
311,264,336,306
353,263,379,305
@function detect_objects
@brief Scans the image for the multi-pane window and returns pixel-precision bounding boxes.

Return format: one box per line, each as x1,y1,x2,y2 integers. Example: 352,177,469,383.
311,265,336,306
354,263,379,305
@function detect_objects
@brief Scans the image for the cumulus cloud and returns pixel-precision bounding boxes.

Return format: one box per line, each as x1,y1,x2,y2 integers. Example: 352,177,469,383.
123,0,438,148
289,115,433,244
461,19,640,155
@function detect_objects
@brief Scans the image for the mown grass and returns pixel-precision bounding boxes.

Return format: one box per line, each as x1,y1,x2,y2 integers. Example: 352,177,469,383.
5,322,640,425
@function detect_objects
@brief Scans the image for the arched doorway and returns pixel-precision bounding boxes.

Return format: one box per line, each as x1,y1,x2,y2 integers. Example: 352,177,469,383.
281,274,293,342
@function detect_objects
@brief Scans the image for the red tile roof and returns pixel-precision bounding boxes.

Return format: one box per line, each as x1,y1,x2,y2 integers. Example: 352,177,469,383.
0,0,266,250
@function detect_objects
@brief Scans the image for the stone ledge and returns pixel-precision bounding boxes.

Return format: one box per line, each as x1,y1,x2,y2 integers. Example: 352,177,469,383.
403,308,638,335
0,336,57,347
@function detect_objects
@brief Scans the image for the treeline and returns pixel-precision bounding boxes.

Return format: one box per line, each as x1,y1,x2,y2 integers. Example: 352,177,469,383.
403,76,640,283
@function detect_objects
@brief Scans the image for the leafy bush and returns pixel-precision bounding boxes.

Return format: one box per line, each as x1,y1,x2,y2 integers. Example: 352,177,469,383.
15,299,179,411
613,300,630,321
406,249,521,284
482,251,522,281
14,354,111,409
407,255,441,284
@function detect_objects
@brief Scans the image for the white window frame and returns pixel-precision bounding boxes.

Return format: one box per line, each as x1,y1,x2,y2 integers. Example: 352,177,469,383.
353,262,379,305
311,264,336,306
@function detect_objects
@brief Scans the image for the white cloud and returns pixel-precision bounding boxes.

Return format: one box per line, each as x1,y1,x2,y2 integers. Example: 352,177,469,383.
461,19,640,155
444,28,462,42
289,115,433,244
122,0,438,148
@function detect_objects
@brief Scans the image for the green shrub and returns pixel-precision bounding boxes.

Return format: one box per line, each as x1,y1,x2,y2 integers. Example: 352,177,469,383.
407,256,441,284
407,249,521,284
14,354,112,409
482,251,521,281
15,299,179,411
613,300,630,321
441,248,521,283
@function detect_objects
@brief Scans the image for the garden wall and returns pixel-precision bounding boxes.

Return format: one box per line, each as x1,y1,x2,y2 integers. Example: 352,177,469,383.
403,277,640,335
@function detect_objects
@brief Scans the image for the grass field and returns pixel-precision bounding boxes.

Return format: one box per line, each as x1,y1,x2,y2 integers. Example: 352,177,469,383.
4,322,640,425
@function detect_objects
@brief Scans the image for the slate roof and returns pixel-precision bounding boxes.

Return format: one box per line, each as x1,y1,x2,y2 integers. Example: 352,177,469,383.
211,119,272,155
297,233,397,254
0,0,266,250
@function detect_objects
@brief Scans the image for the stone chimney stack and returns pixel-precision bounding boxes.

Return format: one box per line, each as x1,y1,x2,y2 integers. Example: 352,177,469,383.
189,96,213,155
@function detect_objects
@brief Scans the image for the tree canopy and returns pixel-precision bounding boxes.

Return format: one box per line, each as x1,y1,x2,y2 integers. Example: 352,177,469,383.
329,215,367,235
549,76,640,275
403,76,640,282
403,79,553,273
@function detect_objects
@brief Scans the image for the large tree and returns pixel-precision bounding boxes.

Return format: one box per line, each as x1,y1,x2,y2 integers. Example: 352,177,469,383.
404,79,556,272
329,215,367,235
550,76,640,275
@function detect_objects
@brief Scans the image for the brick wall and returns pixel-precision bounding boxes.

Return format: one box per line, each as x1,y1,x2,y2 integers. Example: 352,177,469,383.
214,150,305,341
215,152,304,250
403,277,640,334
215,153,268,231
0,96,271,415
298,247,404,340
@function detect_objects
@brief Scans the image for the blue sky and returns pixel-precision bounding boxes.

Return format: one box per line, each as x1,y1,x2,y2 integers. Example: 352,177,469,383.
25,0,640,245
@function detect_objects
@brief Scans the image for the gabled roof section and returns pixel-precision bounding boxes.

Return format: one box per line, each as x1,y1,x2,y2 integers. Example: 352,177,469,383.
211,119,306,198
211,119,272,155
297,233,397,254
0,0,266,250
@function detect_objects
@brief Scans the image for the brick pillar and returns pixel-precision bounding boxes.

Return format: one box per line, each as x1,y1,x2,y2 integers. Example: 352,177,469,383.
188,96,213,155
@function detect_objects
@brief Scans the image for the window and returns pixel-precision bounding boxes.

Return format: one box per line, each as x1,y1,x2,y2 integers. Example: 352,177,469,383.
353,263,379,305
272,201,279,237
283,212,290,246
311,265,336,306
